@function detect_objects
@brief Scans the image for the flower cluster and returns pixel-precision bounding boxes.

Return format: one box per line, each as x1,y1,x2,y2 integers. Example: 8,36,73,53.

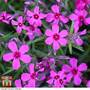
1,0,90,88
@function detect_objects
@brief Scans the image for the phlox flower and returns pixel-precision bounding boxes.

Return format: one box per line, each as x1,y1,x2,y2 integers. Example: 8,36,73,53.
45,24,68,51
69,9,90,32
62,58,87,86
70,29,86,46
0,11,12,24
3,41,32,70
11,16,26,34
46,4,68,24
26,25,42,40
26,6,45,26
21,64,37,87
47,70,70,87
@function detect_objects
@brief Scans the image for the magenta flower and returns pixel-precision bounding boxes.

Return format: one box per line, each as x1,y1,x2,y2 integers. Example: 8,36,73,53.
46,4,68,24
0,11,12,24
45,24,68,51
70,29,86,46
47,70,69,87
69,9,90,32
3,41,32,70
21,64,36,87
26,25,42,40
26,6,45,26
11,16,26,34
62,58,87,85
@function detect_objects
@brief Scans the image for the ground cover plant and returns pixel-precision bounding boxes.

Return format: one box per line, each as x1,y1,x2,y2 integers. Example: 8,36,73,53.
0,0,90,87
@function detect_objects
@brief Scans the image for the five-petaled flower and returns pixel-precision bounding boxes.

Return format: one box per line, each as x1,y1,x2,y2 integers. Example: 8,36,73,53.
62,58,87,85
3,41,32,70
69,9,90,32
11,16,26,34
46,4,68,24
47,70,69,87
26,6,46,26
45,24,68,51
21,64,36,87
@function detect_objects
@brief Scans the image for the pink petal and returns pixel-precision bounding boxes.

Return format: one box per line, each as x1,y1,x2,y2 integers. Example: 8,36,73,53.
11,20,18,25
29,64,34,73
46,13,54,22
27,17,35,25
8,41,18,52
51,5,59,13
26,10,33,17
21,73,30,81
45,37,53,45
59,38,67,46
59,30,68,37
74,75,81,85
15,79,22,87
20,54,31,63
52,24,59,33
62,64,71,72
80,10,88,17
74,21,79,33
35,28,42,36
75,37,83,46
78,63,87,71
3,53,13,62
50,70,57,78
85,17,90,25
87,80,90,87
54,80,60,87
79,29,86,35
69,14,78,21
53,41,60,50
27,79,35,87
34,6,39,14
45,29,53,36
47,79,54,84
16,26,22,34
35,19,42,26
12,59,20,70
53,19,59,24
18,16,23,23
39,13,46,19
69,58,78,68
60,15,68,23
19,44,29,54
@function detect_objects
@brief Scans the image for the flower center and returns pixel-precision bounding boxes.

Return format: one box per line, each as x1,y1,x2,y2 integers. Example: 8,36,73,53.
18,23,23,27
54,13,60,19
72,68,78,75
14,51,21,59
79,16,84,22
54,75,60,80
34,14,39,19
30,73,36,79
53,33,60,40
59,79,63,85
